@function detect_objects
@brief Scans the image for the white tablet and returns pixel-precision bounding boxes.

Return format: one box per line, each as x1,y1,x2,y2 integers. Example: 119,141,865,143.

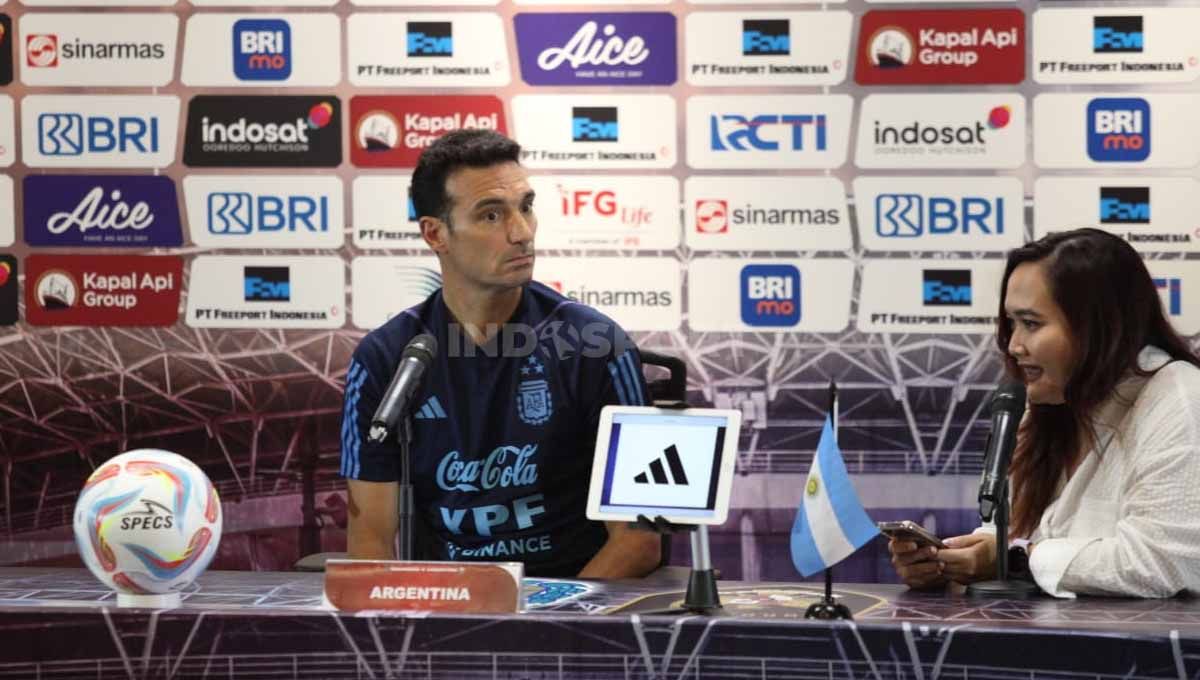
587,406,741,526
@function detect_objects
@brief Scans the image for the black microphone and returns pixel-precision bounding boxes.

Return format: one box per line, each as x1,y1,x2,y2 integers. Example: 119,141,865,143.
368,334,438,444
977,381,1027,523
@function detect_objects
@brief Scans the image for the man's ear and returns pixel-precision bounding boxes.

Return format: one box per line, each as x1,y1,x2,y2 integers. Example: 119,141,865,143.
420,216,448,253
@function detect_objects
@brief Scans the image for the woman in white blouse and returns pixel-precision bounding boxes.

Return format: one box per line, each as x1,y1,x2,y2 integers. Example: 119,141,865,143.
890,228,1200,598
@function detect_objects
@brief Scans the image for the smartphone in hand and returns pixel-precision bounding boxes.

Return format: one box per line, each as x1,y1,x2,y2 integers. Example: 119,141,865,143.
878,520,947,549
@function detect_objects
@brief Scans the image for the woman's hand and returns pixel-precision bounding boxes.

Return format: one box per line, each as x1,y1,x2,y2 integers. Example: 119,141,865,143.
888,538,947,590
937,533,997,584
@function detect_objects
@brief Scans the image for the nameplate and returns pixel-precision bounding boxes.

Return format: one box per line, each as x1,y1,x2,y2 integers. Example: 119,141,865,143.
324,560,524,614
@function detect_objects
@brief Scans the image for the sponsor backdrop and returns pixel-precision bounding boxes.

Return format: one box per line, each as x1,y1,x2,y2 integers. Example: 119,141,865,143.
0,0,1197,586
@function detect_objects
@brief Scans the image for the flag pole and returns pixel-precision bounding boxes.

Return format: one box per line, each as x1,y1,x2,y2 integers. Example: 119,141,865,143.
806,380,853,620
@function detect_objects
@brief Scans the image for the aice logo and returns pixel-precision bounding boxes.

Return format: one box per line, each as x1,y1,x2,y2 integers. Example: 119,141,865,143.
1155,277,1182,315
1099,187,1150,224
208,193,329,235
711,114,827,151
740,264,800,326
572,107,618,142
407,22,452,57
876,194,1005,237
24,175,183,248
1093,16,1142,54
244,266,290,302
633,444,690,486
516,13,676,87
743,20,789,56
922,269,971,306
695,200,728,233
26,34,58,67
1087,98,1149,162
38,113,159,157
233,19,290,81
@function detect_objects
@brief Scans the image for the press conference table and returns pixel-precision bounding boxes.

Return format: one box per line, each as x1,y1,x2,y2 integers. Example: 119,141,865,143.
1,567,1198,679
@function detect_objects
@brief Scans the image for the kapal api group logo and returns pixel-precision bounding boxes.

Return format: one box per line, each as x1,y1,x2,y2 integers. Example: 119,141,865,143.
856,9,1024,85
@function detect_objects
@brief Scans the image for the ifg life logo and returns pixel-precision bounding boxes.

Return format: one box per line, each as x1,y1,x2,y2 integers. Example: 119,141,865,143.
1087,97,1150,162
234,19,291,81
740,264,800,326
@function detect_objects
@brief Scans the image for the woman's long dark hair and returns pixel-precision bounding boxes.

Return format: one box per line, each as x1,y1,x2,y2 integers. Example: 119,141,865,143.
997,229,1200,537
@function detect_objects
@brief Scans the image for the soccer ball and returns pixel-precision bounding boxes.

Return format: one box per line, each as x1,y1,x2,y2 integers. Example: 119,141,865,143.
73,449,222,595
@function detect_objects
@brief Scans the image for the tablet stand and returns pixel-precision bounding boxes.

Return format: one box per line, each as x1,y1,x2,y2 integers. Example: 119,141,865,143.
636,515,723,616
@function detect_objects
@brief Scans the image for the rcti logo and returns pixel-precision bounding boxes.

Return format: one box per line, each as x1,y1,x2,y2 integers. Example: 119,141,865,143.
1087,98,1150,163
1155,277,1181,316
1093,16,1143,54
922,269,971,306
876,195,1005,237
740,264,800,327
26,34,58,68
208,193,330,234
233,19,291,81
742,20,789,56
1099,187,1150,224
572,107,618,142
244,266,290,302
695,200,728,233
407,22,452,57
711,114,827,151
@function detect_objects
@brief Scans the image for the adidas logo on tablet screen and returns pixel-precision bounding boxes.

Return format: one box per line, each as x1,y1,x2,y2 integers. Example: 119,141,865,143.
633,444,690,486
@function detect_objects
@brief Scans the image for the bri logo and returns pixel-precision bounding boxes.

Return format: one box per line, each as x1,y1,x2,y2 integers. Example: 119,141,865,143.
407,22,452,57
740,264,800,326
38,113,160,156
572,107,618,142
233,19,291,81
208,193,330,234
876,194,1005,237
435,444,540,492
1087,97,1150,163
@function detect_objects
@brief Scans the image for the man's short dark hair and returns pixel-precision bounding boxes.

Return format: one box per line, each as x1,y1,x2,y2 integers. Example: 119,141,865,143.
410,130,522,224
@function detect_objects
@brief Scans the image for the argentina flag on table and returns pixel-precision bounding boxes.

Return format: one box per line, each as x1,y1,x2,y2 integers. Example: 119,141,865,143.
790,415,879,577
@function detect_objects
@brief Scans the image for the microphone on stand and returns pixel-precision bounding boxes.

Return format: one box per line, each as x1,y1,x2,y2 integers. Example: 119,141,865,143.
967,380,1040,598
978,381,1027,522
368,334,438,444
366,333,438,562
